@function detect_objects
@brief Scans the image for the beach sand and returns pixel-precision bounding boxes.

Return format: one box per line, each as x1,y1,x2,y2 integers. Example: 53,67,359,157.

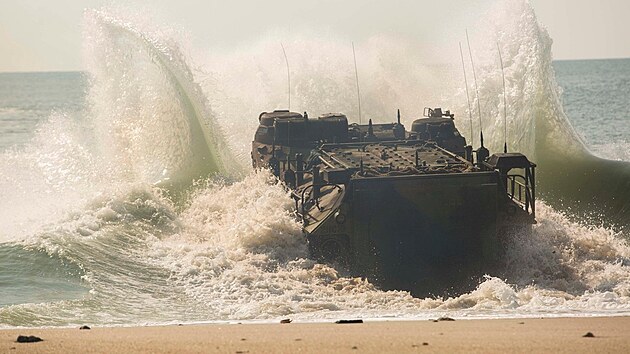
2,317,629,353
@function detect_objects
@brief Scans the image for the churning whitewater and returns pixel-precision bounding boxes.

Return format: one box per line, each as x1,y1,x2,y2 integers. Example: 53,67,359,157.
1,1,630,328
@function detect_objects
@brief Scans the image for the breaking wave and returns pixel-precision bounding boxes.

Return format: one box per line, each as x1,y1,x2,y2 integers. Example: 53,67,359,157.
84,9,241,188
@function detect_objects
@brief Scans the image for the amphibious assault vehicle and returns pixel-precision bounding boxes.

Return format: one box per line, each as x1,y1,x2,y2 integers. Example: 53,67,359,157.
252,108,536,296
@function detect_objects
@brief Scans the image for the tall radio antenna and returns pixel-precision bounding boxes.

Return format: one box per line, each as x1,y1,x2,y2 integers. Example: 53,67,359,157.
466,29,484,148
280,43,291,110
497,41,508,153
459,42,474,143
352,42,362,124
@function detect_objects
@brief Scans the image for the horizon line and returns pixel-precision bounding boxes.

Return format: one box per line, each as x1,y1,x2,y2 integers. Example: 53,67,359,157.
2,57,630,75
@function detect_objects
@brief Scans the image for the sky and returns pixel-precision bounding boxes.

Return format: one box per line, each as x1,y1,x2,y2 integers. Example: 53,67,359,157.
0,0,629,72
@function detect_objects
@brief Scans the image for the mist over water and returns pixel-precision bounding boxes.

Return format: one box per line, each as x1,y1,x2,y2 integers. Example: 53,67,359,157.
1,0,630,327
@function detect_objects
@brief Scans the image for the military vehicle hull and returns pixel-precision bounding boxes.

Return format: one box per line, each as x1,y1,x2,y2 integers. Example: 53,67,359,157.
252,109,536,296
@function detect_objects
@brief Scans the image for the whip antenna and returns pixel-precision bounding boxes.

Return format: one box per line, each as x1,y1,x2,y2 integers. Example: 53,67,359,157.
280,43,291,110
497,41,508,153
459,42,474,143
352,42,362,124
466,29,484,148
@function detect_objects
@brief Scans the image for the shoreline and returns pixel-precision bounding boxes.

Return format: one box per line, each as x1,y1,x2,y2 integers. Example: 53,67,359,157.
3,316,630,353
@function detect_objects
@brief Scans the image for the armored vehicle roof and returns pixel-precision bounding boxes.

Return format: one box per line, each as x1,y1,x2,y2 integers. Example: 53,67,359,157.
318,142,472,177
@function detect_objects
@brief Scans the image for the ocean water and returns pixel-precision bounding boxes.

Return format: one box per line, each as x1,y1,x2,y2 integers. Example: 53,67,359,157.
554,59,630,161
1,1,630,327
0,72,86,151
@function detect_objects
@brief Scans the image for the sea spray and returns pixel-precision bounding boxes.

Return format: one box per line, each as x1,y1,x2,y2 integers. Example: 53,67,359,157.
203,36,455,166
84,9,241,189
0,112,103,242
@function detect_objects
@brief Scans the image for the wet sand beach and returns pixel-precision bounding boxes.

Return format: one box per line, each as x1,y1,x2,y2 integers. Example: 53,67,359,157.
2,317,629,353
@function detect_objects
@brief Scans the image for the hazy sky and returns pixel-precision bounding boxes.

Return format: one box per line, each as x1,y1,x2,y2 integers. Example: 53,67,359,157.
1,0,629,72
